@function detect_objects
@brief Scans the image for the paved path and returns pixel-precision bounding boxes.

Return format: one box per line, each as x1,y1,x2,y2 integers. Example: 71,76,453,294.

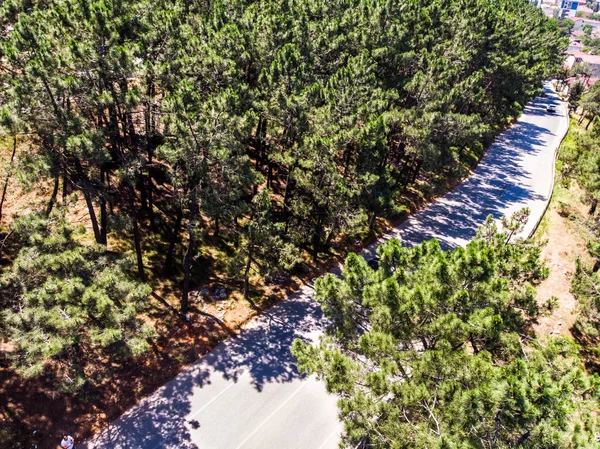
81,84,568,449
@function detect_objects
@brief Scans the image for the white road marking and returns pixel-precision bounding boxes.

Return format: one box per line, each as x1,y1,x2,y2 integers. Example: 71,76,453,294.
189,380,237,419
149,379,239,449
233,381,308,449
317,427,341,449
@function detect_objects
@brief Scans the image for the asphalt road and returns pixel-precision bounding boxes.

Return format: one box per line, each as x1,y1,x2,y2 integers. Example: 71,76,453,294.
81,84,568,449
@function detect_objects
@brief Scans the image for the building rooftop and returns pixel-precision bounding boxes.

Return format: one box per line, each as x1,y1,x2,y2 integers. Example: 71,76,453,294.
568,50,600,64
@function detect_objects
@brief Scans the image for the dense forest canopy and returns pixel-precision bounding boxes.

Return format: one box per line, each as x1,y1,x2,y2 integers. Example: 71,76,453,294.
0,0,565,384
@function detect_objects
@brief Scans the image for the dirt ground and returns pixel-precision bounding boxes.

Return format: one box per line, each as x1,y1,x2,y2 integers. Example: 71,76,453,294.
533,179,594,340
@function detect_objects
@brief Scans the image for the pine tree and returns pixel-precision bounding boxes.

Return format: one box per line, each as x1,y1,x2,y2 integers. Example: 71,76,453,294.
1,211,153,390
292,215,598,448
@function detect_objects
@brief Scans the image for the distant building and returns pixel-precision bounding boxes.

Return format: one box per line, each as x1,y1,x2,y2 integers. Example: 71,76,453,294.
572,17,600,30
564,51,600,88
565,54,578,71
559,0,586,17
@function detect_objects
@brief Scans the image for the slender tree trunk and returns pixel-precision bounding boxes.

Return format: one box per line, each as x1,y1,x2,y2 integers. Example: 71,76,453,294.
244,243,254,299
181,218,196,313
99,168,108,245
586,115,596,130
282,162,297,234
181,185,199,312
139,177,149,210
368,210,377,231
145,78,157,232
0,135,17,222
165,206,184,271
254,117,263,168
469,336,479,354
147,158,156,232
62,165,69,204
81,182,102,244
233,215,240,248
312,209,323,263
44,173,60,216
214,215,219,239
126,180,145,281
589,198,598,215
267,159,273,188
260,118,267,161
324,221,337,247
411,159,423,184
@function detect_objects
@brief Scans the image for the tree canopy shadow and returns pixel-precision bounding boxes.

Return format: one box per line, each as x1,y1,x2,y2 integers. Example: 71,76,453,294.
392,116,556,250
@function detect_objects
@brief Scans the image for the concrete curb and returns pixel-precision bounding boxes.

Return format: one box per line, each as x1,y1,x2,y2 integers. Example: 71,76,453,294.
526,100,570,240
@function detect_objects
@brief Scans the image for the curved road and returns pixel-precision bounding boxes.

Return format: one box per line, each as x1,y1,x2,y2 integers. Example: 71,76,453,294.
82,84,568,449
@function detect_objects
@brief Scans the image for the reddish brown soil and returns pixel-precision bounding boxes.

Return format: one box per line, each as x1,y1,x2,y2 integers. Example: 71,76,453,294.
532,177,594,338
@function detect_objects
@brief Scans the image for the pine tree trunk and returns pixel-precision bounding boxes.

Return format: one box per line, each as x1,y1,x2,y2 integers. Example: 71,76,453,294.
0,135,17,222
62,166,69,204
44,173,60,216
99,168,108,244
267,160,273,188
586,115,595,130
145,78,157,232
469,336,479,354
411,159,423,184
282,163,297,233
589,198,598,215
73,158,103,243
139,177,149,210
368,210,377,231
233,215,240,248
126,181,145,281
165,206,184,271
244,243,254,299
214,215,219,239
313,211,323,263
147,162,156,232
181,220,196,313
181,187,199,312
82,186,103,244
254,117,263,168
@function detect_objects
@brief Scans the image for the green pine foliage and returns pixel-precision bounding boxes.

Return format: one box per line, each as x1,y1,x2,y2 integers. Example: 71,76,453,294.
1,212,153,390
292,215,599,448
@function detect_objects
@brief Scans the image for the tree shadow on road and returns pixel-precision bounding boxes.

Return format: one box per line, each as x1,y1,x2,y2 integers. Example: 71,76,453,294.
397,119,551,249
203,293,323,391
82,292,324,449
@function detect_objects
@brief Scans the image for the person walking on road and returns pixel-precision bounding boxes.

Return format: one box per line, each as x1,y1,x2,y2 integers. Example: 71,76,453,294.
60,435,75,449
